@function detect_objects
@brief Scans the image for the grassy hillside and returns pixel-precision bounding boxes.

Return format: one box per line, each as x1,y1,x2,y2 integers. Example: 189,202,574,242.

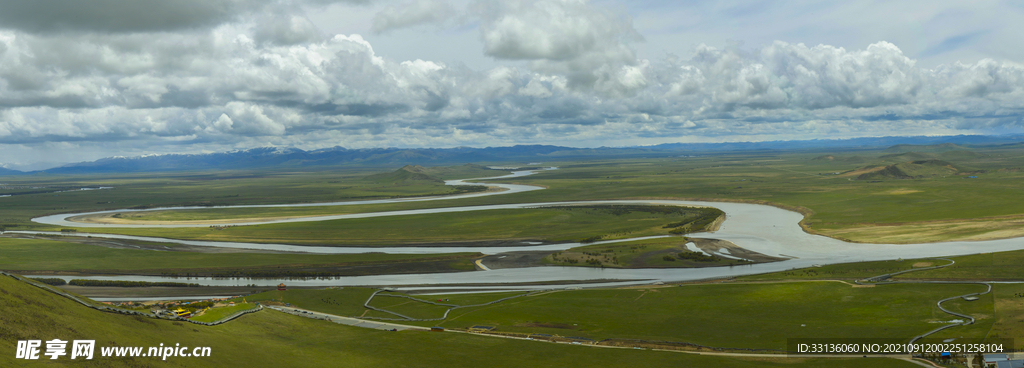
856,159,972,180
0,275,915,367
362,165,445,185
877,152,934,162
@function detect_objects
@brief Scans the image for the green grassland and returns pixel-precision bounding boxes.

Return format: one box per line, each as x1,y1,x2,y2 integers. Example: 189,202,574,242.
246,283,1006,349
0,237,478,275
6,145,1024,367
26,144,1024,244
0,276,918,367
742,248,1024,282
237,288,380,316
543,237,754,268
924,291,996,344
285,282,990,351
0,164,506,230
189,302,256,322
986,283,1024,350
906,251,1024,280
501,154,1024,235
739,259,938,282
76,206,720,246
368,296,453,319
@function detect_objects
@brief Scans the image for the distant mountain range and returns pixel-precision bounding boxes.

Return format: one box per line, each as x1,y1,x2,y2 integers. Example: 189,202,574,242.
3,134,1023,175
36,145,648,174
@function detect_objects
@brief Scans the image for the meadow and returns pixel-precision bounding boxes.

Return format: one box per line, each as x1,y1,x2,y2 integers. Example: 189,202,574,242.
0,276,918,367
742,247,1024,282
189,302,257,323
266,282,992,351
10,144,1024,244
72,206,719,246
542,237,759,268
4,145,1024,366
0,164,503,230
0,237,478,275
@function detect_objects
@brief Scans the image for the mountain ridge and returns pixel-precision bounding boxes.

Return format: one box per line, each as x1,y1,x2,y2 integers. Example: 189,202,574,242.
4,134,1022,175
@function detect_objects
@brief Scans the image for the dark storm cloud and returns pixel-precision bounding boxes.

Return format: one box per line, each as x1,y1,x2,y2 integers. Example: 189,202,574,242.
0,0,269,33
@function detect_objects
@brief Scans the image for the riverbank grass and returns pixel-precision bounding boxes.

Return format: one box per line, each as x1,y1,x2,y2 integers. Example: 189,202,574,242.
0,237,479,275
742,248,1024,282
72,205,723,246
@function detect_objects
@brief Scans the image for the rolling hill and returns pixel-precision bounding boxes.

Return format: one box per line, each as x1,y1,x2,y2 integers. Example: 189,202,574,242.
363,165,445,185
856,159,978,180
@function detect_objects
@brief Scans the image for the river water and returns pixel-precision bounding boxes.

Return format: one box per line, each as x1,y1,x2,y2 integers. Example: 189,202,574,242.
19,167,1024,290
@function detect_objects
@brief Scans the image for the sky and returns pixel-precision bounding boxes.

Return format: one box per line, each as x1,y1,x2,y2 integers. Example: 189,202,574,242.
1,0,1023,170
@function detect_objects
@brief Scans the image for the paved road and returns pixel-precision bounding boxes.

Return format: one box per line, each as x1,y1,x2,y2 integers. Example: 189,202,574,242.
266,306,429,331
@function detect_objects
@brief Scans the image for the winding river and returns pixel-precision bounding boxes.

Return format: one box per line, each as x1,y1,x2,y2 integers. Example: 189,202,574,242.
19,167,1024,290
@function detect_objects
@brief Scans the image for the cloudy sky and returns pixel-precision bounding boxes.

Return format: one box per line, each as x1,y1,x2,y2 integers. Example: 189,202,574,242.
1,0,1023,169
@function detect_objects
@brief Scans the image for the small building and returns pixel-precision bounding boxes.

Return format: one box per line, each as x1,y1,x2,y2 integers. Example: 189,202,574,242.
985,354,1008,364
277,283,287,291
963,296,980,301
173,308,191,318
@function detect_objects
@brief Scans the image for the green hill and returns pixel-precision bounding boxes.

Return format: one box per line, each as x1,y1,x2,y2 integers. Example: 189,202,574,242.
856,159,976,180
937,150,983,159
363,165,444,185
413,163,503,180
878,152,934,162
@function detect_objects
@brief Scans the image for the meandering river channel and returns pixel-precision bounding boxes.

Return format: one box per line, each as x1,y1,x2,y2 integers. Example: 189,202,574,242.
19,168,1024,290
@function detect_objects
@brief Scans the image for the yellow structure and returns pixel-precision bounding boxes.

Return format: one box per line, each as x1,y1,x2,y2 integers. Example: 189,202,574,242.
173,308,191,317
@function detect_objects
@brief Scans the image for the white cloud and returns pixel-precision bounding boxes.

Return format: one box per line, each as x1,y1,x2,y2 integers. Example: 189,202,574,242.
2,1,1024,168
371,0,458,34
477,0,643,91
253,13,324,45
684,41,925,111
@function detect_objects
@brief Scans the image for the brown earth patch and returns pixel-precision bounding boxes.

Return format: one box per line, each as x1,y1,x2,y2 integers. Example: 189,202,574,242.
837,166,886,178
818,217,1024,244
883,189,922,195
